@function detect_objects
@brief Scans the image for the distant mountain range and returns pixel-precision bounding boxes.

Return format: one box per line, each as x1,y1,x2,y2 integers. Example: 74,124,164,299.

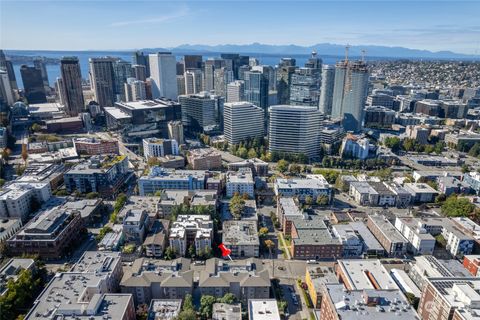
160,42,478,59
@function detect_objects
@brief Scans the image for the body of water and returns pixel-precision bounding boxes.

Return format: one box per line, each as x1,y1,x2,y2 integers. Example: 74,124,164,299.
7,50,343,89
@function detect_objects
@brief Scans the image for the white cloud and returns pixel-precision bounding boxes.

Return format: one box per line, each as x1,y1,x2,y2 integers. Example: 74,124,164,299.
110,5,189,27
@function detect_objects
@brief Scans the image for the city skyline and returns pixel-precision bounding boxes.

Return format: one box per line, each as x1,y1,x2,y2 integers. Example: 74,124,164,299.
1,1,480,55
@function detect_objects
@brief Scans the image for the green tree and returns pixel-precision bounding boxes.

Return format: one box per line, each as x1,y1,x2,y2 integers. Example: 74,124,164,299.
237,147,248,159
229,193,245,219
316,195,330,206
86,192,99,199
31,123,42,132
258,227,269,237
188,245,196,258
164,246,176,260
176,309,197,320
0,178,5,187
435,193,447,203
183,294,195,311
277,159,289,173
136,304,149,320
96,226,113,242
264,239,275,258
247,148,258,159
441,195,476,217
383,136,402,152
219,292,237,304
305,195,313,206
199,295,216,319
278,300,288,313
289,163,302,175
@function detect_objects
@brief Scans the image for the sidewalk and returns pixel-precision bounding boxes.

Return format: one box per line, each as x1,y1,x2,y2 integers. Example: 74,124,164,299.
278,232,292,260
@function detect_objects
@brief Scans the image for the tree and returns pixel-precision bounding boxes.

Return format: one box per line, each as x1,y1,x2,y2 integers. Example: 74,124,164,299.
15,165,26,176
176,309,196,320
164,246,176,260
136,304,149,320
188,245,196,258
277,159,289,173
304,195,313,206
86,192,99,199
264,239,275,258
229,193,245,220
1,147,11,163
220,292,237,304
289,163,302,175
441,195,475,217
199,295,216,319
21,143,28,164
147,157,161,167
435,193,447,203
247,148,258,159
278,300,288,314
259,227,269,237
183,294,195,311
316,195,330,206
0,178,5,187
96,226,113,242
237,147,248,159
31,123,42,132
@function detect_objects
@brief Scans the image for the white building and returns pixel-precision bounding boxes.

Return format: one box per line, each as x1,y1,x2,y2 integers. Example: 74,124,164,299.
226,168,255,198
222,220,260,258
122,209,149,244
184,69,203,94
275,174,332,202
149,52,178,100
143,138,179,159
169,215,212,256
124,77,146,102
224,102,264,145
340,134,370,159
227,80,245,103
394,217,436,255
331,224,364,257
248,299,280,320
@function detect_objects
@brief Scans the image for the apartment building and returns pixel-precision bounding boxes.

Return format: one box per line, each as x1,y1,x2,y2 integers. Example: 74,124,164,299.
138,167,207,196
187,148,222,170
275,174,332,202
305,265,339,308
222,220,260,257
169,215,213,256
226,168,255,198
366,214,408,257
73,137,119,155
394,217,436,255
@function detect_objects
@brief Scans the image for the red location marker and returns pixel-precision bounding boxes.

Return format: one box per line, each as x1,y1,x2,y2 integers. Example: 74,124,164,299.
218,243,232,260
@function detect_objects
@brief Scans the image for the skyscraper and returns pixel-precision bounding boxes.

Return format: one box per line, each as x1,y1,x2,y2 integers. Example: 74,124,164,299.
132,64,147,81
214,67,233,97
319,65,335,115
184,69,203,94
149,52,178,100
224,102,264,145
20,65,47,103
268,105,321,159
179,92,217,133
204,63,215,92
244,70,269,113
252,65,276,91
132,51,150,77
0,70,14,106
332,60,369,132
289,51,321,107
0,50,18,90
60,57,85,116
276,58,296,105
89,57,115,107
55,77,67,106
184,55,202,70
227,80,245,103
33,58,49,88
124,78,146,102
113,59,133,101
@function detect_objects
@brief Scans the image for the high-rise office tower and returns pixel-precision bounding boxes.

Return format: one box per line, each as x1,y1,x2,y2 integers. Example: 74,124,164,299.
268,105,321,158
238,65,251,81
204,63,215,92
176,61,185,76
184,55,202,70
227,80,245,103
252,65,276,91
214,67,233,97
177,75,186,96
149,52,178,100
0,50,18,90
249,58,259,67
0,70,14,106
124,78,146,102
113,59,133,101
89,57,115,107
132,64,147,81
276,58,296,104
60,57,84,116
132,51,150,77
168,120,184,144
184,69,203,94
319,65,335,115
20,65,47,103
224,102,264,145
55,77,67,106
33,58,49,89
332,60,369,132
220,53,249,79
179,92,217,133
289,51,321,107
244,70,269,113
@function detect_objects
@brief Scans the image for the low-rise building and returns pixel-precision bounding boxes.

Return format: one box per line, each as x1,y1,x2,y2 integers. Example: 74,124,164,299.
277,197,303,232
64,155,129,197
228,158,268,177
123,209,149,244
0,258,35,296
248,299,280,320
226,168,255,198
403,183,439,203
331,224,366,257
120,258,193,305
463,171,480,195
336,259,399,290
222,220,259,257
463,255,480,276
198,258,270,303
275,175,332,202
437,176,471,196
156,190,217,218
320,284,418,320
73,137,119,155
7,205,84,259
0,218,22,243
187,148,222,170
213,303,242,320
305,265,339,308
143,138,179,159
147,299,182,320
143,219,170,258
138,167,207,196
287,214,343,260
366,214,408,257
340,134,370,160
349,181,379,206
394,217,437,255
169,215,212,256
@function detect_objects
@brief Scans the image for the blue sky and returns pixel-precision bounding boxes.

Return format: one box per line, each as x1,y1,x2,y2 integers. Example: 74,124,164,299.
1,1,479,54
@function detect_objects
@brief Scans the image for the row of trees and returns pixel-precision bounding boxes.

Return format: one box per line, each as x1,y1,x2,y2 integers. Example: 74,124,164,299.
440,194,477,217
383,136,444,154
110,193,127,223
319,156,393,170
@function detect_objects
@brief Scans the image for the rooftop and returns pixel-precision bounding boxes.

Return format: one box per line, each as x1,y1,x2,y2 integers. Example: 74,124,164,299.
148,299,182,320
248,299,280,320
70,251,121,274
222,220,259,246
337,259,399,290
368,215,409,244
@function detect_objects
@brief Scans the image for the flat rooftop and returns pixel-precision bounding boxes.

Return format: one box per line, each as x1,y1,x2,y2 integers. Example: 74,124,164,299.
223,220,259,246
368,215,408,244
337,259,399,290
70,251,121,274
248,299,280,320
